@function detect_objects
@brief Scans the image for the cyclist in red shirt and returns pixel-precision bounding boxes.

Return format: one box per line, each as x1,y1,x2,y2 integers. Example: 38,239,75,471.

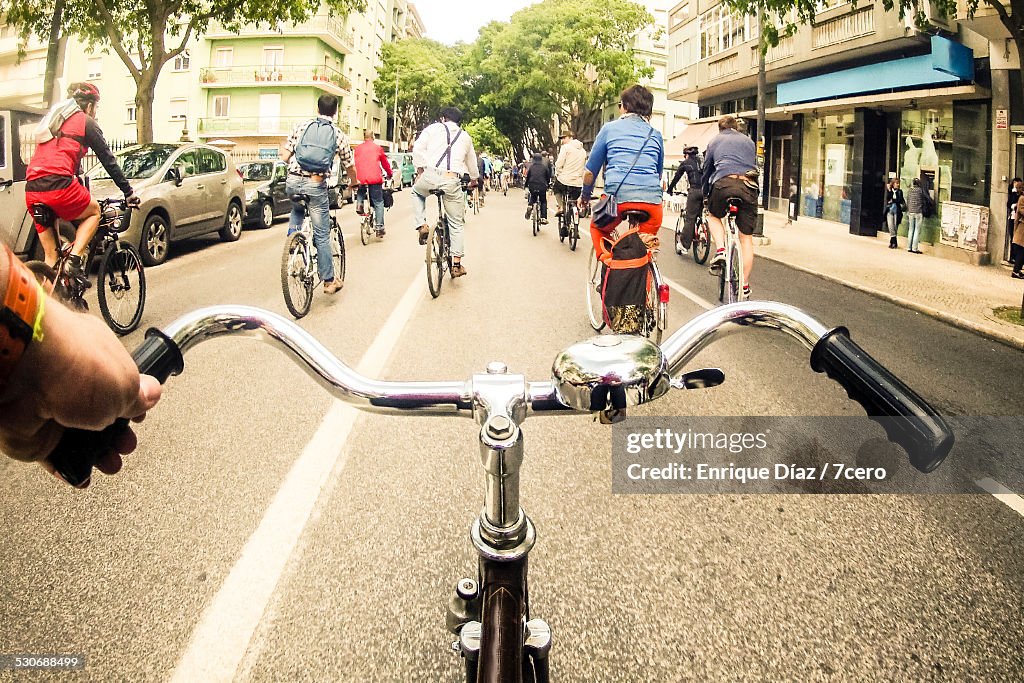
25,82,137,280
353,130,393,236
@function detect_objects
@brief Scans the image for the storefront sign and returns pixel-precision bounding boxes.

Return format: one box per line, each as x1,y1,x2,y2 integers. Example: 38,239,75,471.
940,201,989,252
996,109,1008,130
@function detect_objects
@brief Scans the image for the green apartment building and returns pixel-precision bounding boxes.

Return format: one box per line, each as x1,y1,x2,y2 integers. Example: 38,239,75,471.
198,14,354,158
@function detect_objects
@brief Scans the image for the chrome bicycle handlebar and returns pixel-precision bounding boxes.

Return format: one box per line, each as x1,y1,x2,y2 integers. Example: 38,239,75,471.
47,302,955,487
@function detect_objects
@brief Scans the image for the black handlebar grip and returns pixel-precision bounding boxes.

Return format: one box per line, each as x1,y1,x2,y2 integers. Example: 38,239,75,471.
810,328,954,473
48,330,183,487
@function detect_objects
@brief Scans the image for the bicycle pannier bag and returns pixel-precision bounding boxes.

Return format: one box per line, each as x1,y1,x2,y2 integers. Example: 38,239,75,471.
294,119,338,174
383,188,394,209
600,228,651,334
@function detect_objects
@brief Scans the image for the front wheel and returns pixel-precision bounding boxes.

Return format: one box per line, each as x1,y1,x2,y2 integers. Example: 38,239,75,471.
140,213,170,266
219,202,243,242
281,232,313,318
586,248,606,331
426,223,445,298
97,242,146,335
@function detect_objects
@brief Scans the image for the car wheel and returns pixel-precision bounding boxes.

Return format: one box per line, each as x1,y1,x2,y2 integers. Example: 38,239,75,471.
140,213,169,266
220,201,243,242
259,201,274,229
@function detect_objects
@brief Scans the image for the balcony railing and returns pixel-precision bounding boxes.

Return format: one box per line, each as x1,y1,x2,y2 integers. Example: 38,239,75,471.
707,53,739,80
206,13,353,54
199,64,351,92
197,116,312,137
812,8,875,48
765,35,795,62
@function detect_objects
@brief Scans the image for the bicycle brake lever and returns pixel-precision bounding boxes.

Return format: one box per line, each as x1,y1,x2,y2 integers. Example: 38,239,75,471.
671,368,725,390
47,330,183,488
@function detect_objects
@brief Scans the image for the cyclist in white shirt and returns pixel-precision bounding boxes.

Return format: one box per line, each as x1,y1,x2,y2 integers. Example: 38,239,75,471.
411,107,479,278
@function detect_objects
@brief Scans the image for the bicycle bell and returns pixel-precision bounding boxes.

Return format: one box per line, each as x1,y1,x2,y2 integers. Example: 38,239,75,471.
551,335,670,413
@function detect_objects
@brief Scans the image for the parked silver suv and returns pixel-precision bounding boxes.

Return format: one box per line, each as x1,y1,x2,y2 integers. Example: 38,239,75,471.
89,143,245,266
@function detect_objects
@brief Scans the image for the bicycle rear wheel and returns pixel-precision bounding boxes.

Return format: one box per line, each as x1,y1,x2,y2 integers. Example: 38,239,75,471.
674,214,684,255
692,217,710,264
586,248,606,331
331,221,346,283
359,214,371,245
97,242,145,335
558,213,566,243
426,223,445,298
645,262,666,345
720,238,741,304
568,210,579,252
281,232,313,318
532,204,539,236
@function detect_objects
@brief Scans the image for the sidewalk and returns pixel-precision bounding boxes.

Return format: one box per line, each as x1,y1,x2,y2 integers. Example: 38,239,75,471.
742,211,1024,349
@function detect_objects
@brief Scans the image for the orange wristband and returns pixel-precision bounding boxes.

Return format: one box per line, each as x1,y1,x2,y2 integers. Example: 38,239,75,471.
0,247,42,385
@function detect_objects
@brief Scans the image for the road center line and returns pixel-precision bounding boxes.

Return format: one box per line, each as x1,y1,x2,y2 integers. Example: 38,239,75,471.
169,269,426,683
974,478,1024,518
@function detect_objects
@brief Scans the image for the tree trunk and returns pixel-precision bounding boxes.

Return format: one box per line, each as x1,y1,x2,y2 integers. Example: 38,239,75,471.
135,71,157,144
42,0,65,108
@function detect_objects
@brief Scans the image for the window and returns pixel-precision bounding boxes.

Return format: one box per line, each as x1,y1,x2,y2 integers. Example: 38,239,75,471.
87,57,102,79
198,148,227,174
126,103,137,123
213,96,230,118
173,50,190,71
169,98,187,121
0,115,6,168
699,6,752,60
263,47,284,70
174,150,199,177
214,47,233,68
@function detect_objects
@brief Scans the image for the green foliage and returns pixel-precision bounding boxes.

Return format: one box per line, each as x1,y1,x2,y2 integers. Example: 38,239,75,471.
374,38,465,145
466,0,655,152
0,0,365,141
463,117,512,158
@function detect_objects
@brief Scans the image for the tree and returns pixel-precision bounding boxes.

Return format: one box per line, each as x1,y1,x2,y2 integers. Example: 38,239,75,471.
374,38,465,148
466,0,654,154
463,116,512,158
2,0,366,142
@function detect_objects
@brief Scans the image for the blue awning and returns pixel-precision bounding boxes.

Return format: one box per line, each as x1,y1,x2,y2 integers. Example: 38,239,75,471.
777,36,974,105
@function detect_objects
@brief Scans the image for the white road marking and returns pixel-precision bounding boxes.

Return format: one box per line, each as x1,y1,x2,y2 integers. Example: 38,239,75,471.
661,274,715,311
169,269,426,683
974,478,1024,517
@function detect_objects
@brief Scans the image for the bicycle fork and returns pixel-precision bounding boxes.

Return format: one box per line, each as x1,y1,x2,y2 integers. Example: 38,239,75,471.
447,365,552,682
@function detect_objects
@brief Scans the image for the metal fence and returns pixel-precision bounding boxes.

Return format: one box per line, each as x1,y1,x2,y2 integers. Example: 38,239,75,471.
19,138,279,173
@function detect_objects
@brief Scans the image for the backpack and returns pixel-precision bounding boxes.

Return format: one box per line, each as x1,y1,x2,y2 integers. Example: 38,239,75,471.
599,227,651,334
293,119,338,174
35,98,83,144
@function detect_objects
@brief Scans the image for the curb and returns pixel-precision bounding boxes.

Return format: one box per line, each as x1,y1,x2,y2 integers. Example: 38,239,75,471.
755,252,1024,352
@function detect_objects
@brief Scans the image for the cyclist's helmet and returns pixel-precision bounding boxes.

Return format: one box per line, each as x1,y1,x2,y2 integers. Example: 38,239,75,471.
69,82,100,104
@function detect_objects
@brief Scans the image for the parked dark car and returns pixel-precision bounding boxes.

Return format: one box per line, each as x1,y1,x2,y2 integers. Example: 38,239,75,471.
239,160,291,229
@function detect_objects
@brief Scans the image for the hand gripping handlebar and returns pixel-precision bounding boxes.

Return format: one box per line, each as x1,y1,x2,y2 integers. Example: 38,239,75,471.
46,303,954,487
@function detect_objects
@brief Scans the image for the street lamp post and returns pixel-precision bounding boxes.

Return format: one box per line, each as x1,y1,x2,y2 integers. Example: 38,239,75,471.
755,4,767,238
393,66,399,151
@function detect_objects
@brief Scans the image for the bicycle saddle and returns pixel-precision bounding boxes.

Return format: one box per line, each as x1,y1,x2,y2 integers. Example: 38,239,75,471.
289,193,309,204
621,209,650,223
429,189,446,196
551,335,670,413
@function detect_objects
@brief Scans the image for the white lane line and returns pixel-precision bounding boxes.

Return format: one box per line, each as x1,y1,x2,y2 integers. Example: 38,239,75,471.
661,273,715,311
169,270,426,683
974,478,1024,518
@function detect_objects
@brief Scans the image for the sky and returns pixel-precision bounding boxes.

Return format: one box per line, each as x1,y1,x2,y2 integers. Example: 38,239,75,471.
414,0,539,45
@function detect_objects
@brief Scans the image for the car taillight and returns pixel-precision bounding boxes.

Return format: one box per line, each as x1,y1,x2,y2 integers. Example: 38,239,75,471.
658,284,670,304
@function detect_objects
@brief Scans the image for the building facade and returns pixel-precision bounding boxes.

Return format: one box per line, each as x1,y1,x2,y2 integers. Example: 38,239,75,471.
0,2,420,156
667,0,1012,266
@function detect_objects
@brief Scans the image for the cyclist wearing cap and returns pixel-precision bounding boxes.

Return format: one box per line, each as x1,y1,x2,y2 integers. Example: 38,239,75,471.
666,146,703,255
701,115,758,298
25,82,137,280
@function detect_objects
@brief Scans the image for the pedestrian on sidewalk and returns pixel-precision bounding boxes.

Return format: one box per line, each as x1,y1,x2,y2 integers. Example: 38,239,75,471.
905,178,927,254
884,178,906,249
1007,177,1022,233
1012,192,1024,279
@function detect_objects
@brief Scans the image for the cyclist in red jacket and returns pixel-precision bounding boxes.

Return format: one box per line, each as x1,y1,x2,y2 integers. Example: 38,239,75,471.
353,130,393,236
25,82,137,280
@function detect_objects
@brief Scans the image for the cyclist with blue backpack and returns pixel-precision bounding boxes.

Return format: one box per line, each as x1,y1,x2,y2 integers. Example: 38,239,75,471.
282,95,358,295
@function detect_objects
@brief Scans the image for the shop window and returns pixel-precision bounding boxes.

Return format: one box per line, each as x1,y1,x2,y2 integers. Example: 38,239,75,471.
801,112,855,224
950,101,990,207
